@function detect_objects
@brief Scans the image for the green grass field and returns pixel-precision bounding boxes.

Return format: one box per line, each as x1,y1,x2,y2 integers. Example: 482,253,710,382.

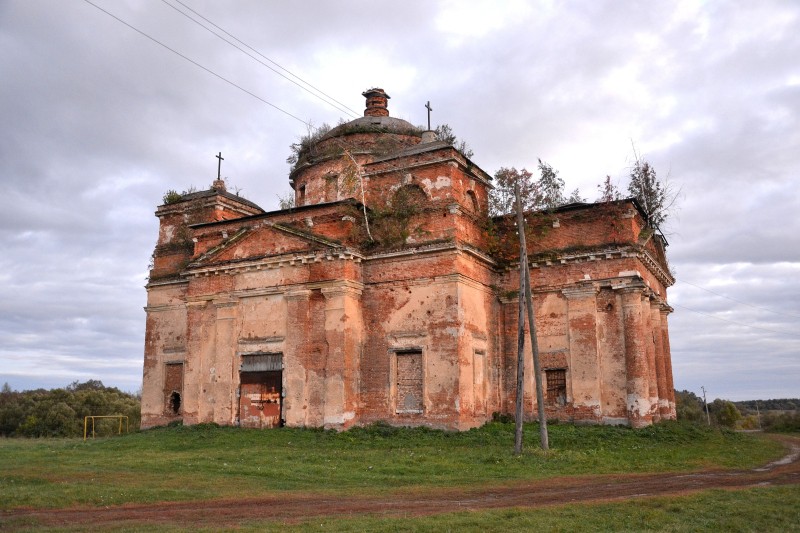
253,485,800,532
0,421,785,511
3,486,799,532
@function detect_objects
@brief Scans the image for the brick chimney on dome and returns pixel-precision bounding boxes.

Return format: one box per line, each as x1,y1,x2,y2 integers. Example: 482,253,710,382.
362,88,390,117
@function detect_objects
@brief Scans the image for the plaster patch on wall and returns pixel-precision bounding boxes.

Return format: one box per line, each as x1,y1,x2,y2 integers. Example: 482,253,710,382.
420,176,451,191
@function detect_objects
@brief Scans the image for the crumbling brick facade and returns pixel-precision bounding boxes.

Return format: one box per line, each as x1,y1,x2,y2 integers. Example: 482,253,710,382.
141,89,676,430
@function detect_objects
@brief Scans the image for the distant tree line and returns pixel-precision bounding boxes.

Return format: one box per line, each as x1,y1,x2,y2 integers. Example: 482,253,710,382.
0,380,140,438
735,398,799,412
676,390,800,432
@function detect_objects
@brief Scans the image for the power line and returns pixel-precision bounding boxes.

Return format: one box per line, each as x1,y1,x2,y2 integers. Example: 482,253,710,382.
676,279,800,320
161,0,360,119
672,303,800,338
170,0,360,118
82,0,311,127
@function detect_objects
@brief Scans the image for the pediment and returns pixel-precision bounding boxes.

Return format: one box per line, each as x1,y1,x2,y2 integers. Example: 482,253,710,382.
190,222,342,267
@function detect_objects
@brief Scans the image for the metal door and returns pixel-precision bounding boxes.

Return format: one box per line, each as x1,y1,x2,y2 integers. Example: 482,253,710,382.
239,370,282,428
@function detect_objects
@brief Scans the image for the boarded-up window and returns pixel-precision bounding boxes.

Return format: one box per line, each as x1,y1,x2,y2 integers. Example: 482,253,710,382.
325,174,339,202
395,350,423,413
473,350,485,386
546,369,567,406
473,349,487,415
163,362,183,415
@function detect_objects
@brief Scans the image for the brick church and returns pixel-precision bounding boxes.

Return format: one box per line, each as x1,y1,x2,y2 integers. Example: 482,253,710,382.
141,89,676,430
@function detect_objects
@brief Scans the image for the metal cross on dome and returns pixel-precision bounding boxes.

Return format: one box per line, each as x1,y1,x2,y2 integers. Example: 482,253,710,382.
216,152,224,180
425,101,433,130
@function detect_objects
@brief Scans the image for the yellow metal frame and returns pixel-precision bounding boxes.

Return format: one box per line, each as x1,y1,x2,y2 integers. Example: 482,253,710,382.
83,415,129,441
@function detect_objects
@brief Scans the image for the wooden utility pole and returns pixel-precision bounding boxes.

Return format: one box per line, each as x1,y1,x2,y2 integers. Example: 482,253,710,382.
514,182,549,451
755,400,762,430
701,386,711,425
522,249,548,450
514,254,526,454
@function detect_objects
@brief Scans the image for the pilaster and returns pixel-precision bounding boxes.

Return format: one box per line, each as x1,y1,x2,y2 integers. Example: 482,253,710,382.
642,295,659,422
562,285,601,422
184,299,212,424
321,283,364,429
284,289,313,426
651,300,669,420
499,296,520,415
660,305,677,418
213,299,238,425
620,287,653,427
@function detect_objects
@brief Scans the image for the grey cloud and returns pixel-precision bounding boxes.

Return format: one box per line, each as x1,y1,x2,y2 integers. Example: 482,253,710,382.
1,0,798,400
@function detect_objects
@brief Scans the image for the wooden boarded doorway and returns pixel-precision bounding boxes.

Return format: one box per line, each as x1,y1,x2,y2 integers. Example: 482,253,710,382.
239,353,283,428
395,350,423,414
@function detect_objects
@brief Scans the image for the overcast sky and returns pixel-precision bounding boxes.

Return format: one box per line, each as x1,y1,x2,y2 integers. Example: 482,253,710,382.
1,1,798,401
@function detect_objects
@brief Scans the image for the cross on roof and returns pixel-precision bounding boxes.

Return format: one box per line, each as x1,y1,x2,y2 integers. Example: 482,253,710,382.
425,101,433,131
216,152,224,180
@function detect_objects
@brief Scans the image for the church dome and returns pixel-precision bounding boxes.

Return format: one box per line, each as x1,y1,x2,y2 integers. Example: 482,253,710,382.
321,89,420,141
289,89,424,206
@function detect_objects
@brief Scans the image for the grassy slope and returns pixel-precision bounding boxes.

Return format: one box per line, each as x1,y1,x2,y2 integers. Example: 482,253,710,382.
0,421,785,511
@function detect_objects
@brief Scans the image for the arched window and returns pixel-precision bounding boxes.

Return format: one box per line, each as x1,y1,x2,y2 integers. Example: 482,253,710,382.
466,190,479,212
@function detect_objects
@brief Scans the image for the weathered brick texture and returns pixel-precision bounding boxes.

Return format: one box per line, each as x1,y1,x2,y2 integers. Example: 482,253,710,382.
141,90,676,430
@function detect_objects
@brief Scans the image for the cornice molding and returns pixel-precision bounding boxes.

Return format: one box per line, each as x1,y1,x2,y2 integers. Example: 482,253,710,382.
183,248,364,278
525,245,674,288
145,278,189,289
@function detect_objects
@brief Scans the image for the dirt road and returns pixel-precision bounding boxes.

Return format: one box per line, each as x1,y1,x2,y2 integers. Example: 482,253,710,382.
3,434,798,529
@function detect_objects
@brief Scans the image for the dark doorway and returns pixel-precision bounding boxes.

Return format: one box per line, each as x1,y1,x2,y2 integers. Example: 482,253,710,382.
168,391,181,414
163,362,183,416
